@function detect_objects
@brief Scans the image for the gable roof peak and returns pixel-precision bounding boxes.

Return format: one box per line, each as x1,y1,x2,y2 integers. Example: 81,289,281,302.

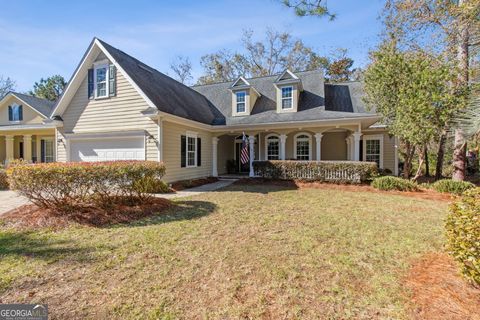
230,76,251,88
275,69,300,83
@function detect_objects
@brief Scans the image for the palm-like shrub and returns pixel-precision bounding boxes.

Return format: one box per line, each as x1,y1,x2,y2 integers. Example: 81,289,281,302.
431,179,475,195
371,176,419,191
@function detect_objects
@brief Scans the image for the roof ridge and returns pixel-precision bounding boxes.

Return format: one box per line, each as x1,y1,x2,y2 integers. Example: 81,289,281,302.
190,69,323,88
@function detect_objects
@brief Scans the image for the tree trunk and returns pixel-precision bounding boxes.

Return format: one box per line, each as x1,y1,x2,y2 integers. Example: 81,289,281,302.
401,140,415,179
435,130,447,181
412,146,425,181
452,0,470,181
424,145,430,177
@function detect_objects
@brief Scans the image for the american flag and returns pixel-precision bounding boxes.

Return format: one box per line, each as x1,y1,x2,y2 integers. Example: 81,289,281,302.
240,133,250,164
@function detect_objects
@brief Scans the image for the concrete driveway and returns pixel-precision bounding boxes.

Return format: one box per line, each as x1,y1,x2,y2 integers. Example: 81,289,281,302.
0,191,29,215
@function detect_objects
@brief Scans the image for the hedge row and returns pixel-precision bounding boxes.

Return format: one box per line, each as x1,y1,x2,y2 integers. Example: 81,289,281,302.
253,160,377,183
445,188,480,285
7,161,166,212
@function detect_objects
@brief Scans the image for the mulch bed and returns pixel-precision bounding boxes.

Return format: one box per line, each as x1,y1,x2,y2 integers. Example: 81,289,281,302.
235,178,453,202
171,177,219,191
405,252,480,320
0,197,172,230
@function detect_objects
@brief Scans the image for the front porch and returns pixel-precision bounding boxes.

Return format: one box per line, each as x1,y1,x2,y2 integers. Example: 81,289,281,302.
0,128,56,164
211,125,397,177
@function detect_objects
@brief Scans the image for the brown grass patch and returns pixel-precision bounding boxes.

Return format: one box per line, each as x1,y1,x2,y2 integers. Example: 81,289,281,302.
405,252,480,320
0,197,171,230
236,178,453,201
171,176,219,191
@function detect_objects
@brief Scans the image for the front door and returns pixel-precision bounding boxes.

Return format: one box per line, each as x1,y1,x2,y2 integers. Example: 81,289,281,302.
235,141,250,173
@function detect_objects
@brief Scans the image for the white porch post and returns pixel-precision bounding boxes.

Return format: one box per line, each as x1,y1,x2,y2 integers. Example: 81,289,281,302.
5,135,14,163
314,133,323,161
346,137,351,160
212,137,219,177
279,134,287,160
248,135,255,177
23,135,32,162
353,132,362,161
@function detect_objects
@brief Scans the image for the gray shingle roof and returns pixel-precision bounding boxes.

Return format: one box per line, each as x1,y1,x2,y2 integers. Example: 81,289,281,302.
11,92,56,117
98,39,225,125
98,39,376,126
192,71,375,126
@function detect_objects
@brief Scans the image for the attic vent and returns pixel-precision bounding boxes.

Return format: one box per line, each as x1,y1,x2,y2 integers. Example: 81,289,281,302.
138,63,154,73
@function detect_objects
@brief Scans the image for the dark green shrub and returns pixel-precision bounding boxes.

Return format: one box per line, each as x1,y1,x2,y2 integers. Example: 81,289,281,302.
431,179,475,195
253,160,377,184
7,161,166,212
445,188,480,285
371,176,419,191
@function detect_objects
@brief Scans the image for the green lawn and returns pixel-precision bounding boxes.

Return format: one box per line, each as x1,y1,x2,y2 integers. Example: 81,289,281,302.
0,182,448,319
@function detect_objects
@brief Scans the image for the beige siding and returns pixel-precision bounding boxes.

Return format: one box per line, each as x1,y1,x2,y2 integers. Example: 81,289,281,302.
162,121,212,183
321,132,348,160
56,64,158,162
0,96,45,125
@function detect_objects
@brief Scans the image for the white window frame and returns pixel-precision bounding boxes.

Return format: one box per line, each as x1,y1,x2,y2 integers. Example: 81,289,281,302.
265,133,280,160
294,132,312,160
94,61,109,99
281,86,293,110
42,138,55,163
235,91,247,114
186,132,197,168
9,103,22,123
363,134,384,168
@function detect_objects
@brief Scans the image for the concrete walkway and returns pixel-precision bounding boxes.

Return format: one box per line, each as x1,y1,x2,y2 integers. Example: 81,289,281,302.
0,191,30,215
155,179,237,199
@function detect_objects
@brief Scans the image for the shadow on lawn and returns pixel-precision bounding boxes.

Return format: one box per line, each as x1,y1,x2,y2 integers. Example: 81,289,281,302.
0,231,98,262
120,200,218,228
221,179,299,194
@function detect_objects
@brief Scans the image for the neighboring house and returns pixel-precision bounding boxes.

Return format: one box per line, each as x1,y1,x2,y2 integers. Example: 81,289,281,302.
49,38,397,182
0,92,57,164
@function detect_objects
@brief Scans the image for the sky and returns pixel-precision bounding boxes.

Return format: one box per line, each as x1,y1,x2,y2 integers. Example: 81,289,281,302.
0,0,385,92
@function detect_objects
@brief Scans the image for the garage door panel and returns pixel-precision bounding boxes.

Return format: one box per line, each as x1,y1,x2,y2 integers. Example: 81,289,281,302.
70,137,145,162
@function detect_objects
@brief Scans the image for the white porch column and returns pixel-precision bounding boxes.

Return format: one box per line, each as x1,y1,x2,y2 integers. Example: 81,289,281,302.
23,135,32,162
212,137,219,177
248,135,255,177
353,132,362,161
5,135,14,163
314,133,323,161
346,137,351,160
279,134,287,160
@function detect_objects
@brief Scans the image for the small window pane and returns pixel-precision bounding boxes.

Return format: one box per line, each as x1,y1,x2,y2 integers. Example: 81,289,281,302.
236,92,246,113
95,67,108,98
187,136,197,167
296,138,310,160
365,140,381,166
281,87,292,98
281,87,293,109
267,136,279,160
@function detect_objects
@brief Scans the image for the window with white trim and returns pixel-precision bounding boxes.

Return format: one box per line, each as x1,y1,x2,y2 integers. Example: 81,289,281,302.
365,138,381,167
266,135,280,160
281,86,293,109
295,134,311,160
187,134,197,167
94,65,108,98
236,91,246,113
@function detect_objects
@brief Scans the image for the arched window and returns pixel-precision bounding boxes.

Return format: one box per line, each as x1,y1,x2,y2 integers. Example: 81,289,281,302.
265,134,280,160
294,133,311,160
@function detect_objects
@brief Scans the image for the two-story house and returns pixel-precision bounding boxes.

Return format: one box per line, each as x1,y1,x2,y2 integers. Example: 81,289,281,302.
11,38,398,182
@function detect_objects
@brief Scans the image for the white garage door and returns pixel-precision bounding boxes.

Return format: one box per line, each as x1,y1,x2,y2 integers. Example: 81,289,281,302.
70,137,145,162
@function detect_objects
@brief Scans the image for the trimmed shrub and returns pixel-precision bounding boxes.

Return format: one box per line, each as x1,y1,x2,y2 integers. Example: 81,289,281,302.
253,160,377,184
7,161,166,212
445,188,480,285
431,179,476,195
371,176,419,191
0,168,8,190
135,176,170,194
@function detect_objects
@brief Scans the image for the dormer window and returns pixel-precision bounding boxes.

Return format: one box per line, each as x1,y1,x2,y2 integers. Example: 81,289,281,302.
94,65,108,98
281,86,293,110
8,104,23,122
236,91,246,113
